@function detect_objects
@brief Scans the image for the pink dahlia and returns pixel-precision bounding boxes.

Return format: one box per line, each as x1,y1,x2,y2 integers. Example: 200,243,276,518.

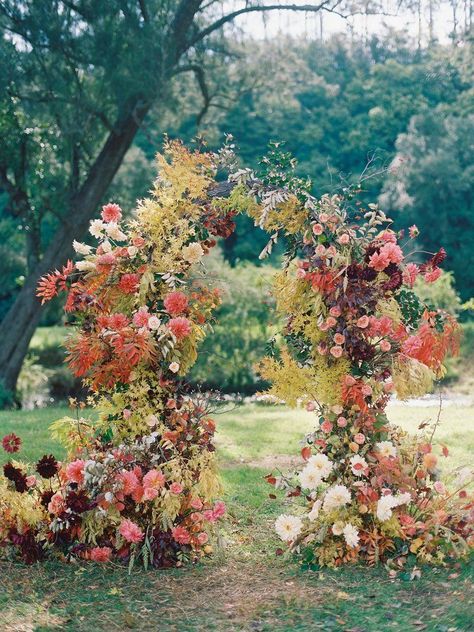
379,230,397,243
143,469,165,490
168,317,192,340
380,242,403,264
90,546,112,562
212,500,226,519
119,519,144,543
2,433,21,453
164,291,189,315
170,482,183,495
108,313,129,330
101,203,122,223
119,470,140,495
368,250,389,272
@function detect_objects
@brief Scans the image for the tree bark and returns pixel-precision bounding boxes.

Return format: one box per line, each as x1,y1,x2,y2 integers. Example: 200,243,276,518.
0,100,150,393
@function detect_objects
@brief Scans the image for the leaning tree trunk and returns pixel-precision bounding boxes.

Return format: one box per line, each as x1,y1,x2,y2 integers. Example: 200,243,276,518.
0,101,150,394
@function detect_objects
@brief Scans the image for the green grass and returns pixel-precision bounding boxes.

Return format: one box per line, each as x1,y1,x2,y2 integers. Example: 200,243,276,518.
0,402,473,631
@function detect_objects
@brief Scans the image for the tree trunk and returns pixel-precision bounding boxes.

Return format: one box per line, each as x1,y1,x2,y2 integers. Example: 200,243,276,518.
0,100,150,394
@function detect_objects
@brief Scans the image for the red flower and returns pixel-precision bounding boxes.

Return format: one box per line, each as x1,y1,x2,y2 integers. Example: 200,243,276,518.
119,273,140,294
101,203,122,223
163,291,188,315
168,317,192,340
90,546,112,562
2,433,21,453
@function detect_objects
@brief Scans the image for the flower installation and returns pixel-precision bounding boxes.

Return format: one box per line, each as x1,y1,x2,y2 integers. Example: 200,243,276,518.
0,139,472,572
248,161,474,568
0,141,233,568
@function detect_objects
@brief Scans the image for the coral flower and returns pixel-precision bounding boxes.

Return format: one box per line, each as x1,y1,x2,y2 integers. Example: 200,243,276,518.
48,492,66,515
101,203,122,223
380,340,391,352
119,519,144,543
330,306,341,317
197,532,209,545
321,420,333,433
213,500,226,518
108,313,129,330
172,526,191,545
2,433,21,453
357,315,369,328
368,250,389,272
424,267,441,283
334,333,345,345
90,547,112,562
133,307,150,328
423,453,438,471
66,459,85,484
381,242,403,264
190,497,203,510
120,470,140,495
403,263,419,288
119,273,140,294
168,317,192,340
330,345,343,358
142,469,165,490
164,291,189,315
338,233,350,245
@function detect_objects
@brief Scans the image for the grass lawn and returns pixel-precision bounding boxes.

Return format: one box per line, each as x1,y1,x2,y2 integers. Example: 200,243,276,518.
0,401,473,631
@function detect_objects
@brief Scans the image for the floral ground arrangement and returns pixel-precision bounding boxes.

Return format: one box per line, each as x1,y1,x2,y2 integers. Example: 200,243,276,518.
0,140,473,572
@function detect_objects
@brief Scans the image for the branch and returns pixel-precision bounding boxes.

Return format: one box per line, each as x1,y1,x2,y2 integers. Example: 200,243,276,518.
137,0,150,22
173,63,210,125
191,1,340,46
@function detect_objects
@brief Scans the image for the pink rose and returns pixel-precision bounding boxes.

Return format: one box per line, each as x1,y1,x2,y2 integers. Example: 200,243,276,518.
338,233,350,245
296,268,306,279
329,306,341,317
330,345,343,358
306,401,317,411
213,500,226,519
123,408,132,419
319,213,329,223
190,497,203,510
171,526,191,544
170,482,183,495
315,244,326,257
434,481,446,495
337,416,347,428
354,433,365,445
197,532,209,545
334,333,345,345
312,223,324,235
357,315,369,328
321,420,333,433
380,340,391,352
326,316,337,328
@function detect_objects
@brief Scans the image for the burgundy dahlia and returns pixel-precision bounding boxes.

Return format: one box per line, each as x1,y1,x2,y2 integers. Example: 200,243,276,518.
36,454,59,479
2,433,21,453
3,462,28,493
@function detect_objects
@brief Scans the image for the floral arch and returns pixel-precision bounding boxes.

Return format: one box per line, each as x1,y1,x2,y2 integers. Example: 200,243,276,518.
1,140,472,569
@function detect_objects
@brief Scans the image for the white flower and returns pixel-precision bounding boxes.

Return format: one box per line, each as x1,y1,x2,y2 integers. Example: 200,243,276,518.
73,240,93,255
323,484,351,512
349,454,368,476
376,495,396,521
169,362,180,373
76,260,96,272
299,465,323,490
146,414,158,428
331,521,344,535
104,492,114,503
343,523,360,548
376,492,411,522
148,316,161,330
106,222,127,241
455,467,473,486
275,514,303,542
375,441,397,458
127,245,138,257
308,453,333,480
182,242,204,264
89,219,105,238
308,499,322,521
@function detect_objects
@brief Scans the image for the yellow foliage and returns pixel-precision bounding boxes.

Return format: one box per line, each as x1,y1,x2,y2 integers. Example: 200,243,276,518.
392,354,435,400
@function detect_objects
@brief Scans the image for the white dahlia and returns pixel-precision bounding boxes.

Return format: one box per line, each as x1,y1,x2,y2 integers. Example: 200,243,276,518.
275,514,303,542
308,499,322,521
323,484,351,512
89,219,105,238
375,441,397,458
308,453,333,480
73,240,92,255
343,523,360,548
